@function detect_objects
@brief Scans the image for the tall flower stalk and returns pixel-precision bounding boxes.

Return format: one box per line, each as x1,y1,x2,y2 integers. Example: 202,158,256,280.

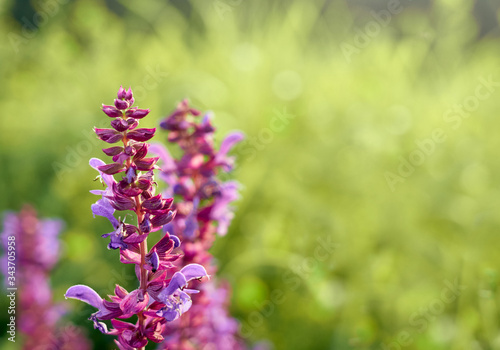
150,100,246,349
0,205,91,350
65,87,208,350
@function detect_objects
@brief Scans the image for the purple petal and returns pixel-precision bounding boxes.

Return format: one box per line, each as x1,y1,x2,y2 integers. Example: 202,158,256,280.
90,314,109,334
216,214,232,236
161,272,187,297
36,218,63,268
180,264,208,282
158,308,180,322
213,132,244,171
89,157,106,169
125,166,137,184
183,198,199,239
139,215,152,234
89,158,116,188
183,288,200,294
65,285,103,310
218,131,244,158
91,200,119,228
156,289,195,322
178,290,193,313
149,143,177,173
101,222,128,250
210,181,240,235
169,234,181,248
120,289,148,315
184,214,198,240
105,233,128,250
149,249,160,272
115,285,128,299
114,339,134,350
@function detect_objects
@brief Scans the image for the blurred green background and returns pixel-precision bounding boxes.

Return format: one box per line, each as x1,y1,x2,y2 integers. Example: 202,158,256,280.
1,0,500,349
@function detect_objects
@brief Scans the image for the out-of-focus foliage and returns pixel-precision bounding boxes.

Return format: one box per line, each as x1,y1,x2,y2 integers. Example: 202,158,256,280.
1,0,500,349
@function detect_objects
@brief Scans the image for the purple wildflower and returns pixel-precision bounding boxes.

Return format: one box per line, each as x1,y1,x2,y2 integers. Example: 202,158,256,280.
210,181,240,236
0,206,91,350
152,100,249,349
65,87,207,349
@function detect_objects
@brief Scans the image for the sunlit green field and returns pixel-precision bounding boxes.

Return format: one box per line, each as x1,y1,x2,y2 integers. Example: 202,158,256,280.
1,0,500,349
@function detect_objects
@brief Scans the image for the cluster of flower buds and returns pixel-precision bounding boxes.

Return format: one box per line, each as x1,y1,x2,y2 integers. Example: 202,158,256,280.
1,206,91,350
153,99,243,245
65,87,208,350
150,100,248,349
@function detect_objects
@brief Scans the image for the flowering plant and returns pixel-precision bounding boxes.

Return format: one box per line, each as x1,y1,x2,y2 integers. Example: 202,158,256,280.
1,205,91,350
150,100,247,349
64,87,208,350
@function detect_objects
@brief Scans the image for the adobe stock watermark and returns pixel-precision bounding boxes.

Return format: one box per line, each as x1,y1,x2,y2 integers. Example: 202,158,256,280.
52,65,169,180
234,107,295,163
385,75,500,192
213,0,242,20
8,0,69,53
239,235,336,338
381,279,466,350
340,0,410,63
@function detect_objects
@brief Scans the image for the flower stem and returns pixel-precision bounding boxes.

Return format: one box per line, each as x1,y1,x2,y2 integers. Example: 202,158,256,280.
135,195,148,349
124,132,148,350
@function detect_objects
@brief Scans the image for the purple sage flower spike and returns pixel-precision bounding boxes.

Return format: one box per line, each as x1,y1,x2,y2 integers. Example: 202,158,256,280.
0,207,92,350
65,87,207,349
154,100,250,349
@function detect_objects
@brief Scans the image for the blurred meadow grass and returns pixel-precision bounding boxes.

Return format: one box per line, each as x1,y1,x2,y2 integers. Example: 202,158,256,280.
1,0,500,349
